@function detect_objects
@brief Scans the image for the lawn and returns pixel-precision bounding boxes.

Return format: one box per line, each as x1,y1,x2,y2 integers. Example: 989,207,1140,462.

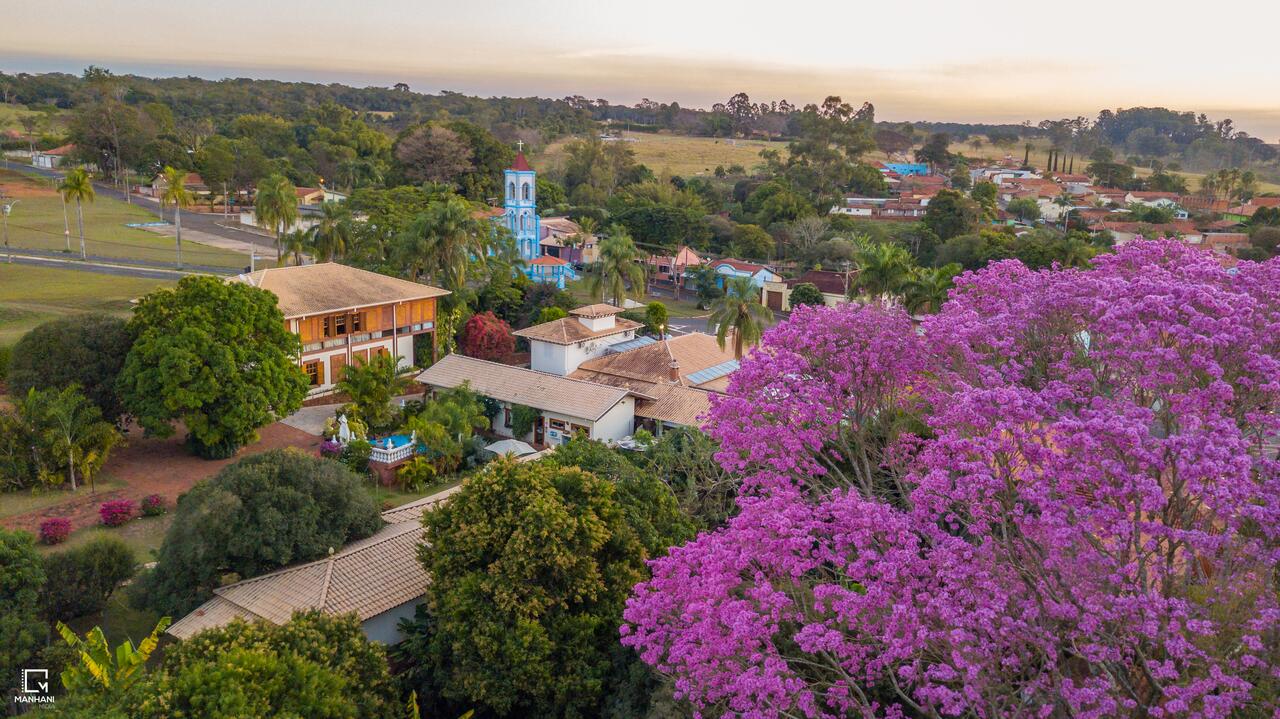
365,477,463,511
0,103,69,136
40,514,174,561
0,478,128,520
0,263,171,346
538,131,787,177
0,168,250,268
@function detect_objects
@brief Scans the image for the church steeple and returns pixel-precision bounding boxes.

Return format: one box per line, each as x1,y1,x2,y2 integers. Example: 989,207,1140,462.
504,141,538,261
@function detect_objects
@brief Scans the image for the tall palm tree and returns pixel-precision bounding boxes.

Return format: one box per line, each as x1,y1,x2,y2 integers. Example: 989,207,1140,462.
902,264,961,315
586,227,647,307
159,166,193,267
308,201,352,262
709,276,772,360
1052,193,1075,229
22,386,121,492
851,241,913,302
397,194,491,291
254,174,299,262
59,168,95,260
281,229,310,266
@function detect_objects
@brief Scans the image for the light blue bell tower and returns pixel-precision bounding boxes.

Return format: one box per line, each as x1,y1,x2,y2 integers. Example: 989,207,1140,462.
504,142,540,262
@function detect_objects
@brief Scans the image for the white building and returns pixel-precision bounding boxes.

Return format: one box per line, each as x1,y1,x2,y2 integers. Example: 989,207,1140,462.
515,303,641,376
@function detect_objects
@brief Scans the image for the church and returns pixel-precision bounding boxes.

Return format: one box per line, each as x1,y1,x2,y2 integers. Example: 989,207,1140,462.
503,145,579,289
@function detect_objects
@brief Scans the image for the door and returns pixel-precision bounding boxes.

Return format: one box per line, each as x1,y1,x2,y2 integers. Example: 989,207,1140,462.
330,353,348,383
766,290,783,311
534,417,545,446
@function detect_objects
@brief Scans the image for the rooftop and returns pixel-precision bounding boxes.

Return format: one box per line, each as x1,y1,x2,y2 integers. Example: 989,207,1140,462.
572,332,738,389
168,487,460,640
417,353,640,420
514,312,640,345
570,303,625,317
511,152,532,171
230,263,448,318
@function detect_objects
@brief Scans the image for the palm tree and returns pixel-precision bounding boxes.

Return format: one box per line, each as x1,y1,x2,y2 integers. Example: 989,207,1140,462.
709,276,773,360
308,201,353,262
1052,193,1075,229
902,264,961,315
564,215,599,260
59,168,95,260
22,386,121,492
396,195,492,291
851,241,913,302
586,227,647,306
281,229,310,266
159,166,193,267
254,173,298,262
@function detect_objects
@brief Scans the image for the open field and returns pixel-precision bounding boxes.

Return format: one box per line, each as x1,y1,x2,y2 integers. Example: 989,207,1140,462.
0,263,171,346
538,130,788,177
0,103,70,135
0,168,252,267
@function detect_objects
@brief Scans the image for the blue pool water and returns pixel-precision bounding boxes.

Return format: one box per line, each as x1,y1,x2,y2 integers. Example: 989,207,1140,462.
375,434,415,450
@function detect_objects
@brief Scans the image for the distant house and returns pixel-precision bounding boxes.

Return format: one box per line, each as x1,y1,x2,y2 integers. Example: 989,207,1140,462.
149,172,210,198
31,143,74,169
646,246,703,287
230,263,448,394
1098,221,1203,246
168,488,461,644
705,258,780,288
1202,232,1251,254
295,186,348,206
880,162,930,176
539,216,598,264
1223,205,1260,224
761,269,850,311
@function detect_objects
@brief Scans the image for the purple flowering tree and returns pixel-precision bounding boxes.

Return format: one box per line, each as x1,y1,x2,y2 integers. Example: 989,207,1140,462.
622,240,1280,718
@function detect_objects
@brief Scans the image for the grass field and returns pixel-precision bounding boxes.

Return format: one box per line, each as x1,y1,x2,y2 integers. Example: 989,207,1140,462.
0,168,251,267
0,263,171,346
538,130,788,177
0,103,69,135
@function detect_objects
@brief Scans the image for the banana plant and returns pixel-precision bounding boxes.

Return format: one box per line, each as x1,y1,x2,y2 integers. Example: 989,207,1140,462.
56,616,171,692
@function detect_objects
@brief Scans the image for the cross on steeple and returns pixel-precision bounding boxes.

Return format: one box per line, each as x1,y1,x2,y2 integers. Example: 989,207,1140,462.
516,140,524,153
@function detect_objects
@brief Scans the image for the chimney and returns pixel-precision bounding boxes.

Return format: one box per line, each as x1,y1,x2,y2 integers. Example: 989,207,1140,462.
668,359,680,383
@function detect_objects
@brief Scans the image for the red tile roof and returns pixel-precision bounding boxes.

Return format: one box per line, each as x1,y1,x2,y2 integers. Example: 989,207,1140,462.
529,255,569,266
709,258,772,274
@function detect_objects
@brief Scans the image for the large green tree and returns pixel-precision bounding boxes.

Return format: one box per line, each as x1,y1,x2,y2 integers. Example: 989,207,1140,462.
923,188,982,240
118,275,308,459
139,449,382,616
0,528,47,697
398,457,680,718
587,228,647,306
8,314,133,422
395,194,493,291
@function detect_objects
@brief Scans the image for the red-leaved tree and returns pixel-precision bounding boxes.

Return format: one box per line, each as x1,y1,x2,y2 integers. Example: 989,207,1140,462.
460,311,515,362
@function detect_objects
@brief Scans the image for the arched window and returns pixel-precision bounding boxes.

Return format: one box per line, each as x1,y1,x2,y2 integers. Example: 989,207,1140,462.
508,182,515,199
522,182,531,201
519,213,526,231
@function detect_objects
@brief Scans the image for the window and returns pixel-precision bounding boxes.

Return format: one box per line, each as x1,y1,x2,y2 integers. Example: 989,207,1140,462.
303,360,324,386
322,316,332,338
522,182,530,201
508,181,515,199
352,312,362,333
334,314,347,335
503,407,512,427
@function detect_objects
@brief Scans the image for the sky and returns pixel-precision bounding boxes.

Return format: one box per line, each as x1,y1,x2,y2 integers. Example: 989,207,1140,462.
3,0,1280,138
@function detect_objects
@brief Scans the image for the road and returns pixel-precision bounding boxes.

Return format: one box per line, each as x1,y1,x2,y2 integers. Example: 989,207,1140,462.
3,252,194,280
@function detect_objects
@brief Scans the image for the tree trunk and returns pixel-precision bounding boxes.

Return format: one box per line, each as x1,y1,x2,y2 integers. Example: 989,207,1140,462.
77,199,86,259
175,206,183,268
61,194,71,252
276,223,283,262
67,448,77,491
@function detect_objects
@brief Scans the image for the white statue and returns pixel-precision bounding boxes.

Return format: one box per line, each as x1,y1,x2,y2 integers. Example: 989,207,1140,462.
337,414,352,444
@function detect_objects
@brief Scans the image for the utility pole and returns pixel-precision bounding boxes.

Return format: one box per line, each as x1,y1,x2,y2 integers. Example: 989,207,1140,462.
2,199,17,264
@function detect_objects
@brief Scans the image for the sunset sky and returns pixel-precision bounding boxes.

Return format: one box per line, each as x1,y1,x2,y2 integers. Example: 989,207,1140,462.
4,0,1279,138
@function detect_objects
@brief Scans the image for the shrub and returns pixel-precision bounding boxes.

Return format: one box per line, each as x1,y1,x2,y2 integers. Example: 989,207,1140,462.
396,456,438,492
140,494,166,517
99,499,135,527
39,517,73,545
0,529,47,696
41,536,135,621
0,344,10,384
460,310,515,362
509,404,540,438
139,449,381,617
341,438,373,476
8,314,133,422
318,439,342,458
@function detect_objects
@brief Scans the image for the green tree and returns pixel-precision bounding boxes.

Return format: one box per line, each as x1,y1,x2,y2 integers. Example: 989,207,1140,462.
643,301,669,335
164,611,398,719
851,240,914,301
788,281,826,308
0,528,46,697
118,275,308,458
56,617,169,693
901,264,961,314
21,385,121,491
395,124,474,186
730,223,775,260
139,449,382,616
587,228,647,306
167,647,357,719
254,173,299,262
709,276,772,359
59,168,95,260
308,201,353,262
159,166,193,267
1006,197,1042,222
41,537,135,621
970,181,998,219
8,314,133,422
397,194,492,291
914,132,953,168
335,352,411,432
398,458,659,718
923,188,981,240
281,228,310,266
640,427,739,529
538,306,568,323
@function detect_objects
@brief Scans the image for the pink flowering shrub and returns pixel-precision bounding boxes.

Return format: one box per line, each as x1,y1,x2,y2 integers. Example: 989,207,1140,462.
140,493,166,516
622,240,1280,718
99,499,135,527
39,517,73,545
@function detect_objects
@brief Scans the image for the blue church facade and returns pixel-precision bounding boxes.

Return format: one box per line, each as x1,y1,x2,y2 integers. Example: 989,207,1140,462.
504,148,577,288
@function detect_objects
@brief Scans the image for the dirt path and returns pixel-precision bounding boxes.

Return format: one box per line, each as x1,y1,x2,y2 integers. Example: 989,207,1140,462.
1,422,321,534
